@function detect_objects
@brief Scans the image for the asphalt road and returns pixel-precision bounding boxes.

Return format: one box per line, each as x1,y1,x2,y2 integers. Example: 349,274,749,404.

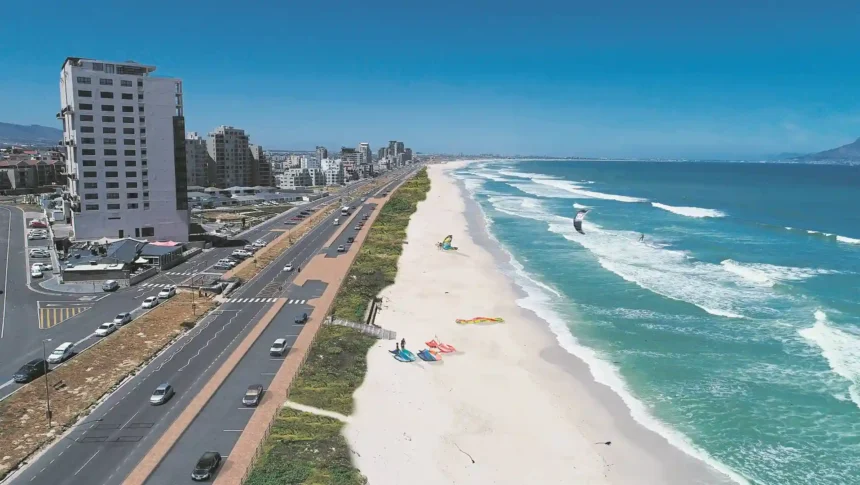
7,170,415,485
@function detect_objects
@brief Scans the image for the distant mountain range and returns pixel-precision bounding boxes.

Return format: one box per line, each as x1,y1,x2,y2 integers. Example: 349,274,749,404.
0,122,62,147
791,137,860,162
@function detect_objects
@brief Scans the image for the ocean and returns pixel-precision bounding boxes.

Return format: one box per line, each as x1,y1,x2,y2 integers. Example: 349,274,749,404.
453,160,860,485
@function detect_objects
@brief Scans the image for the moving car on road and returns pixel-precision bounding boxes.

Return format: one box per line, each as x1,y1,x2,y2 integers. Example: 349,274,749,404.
114,312,132,325
243,384,264,406
95,322,117,337
47,342,74,364
295,312,309,324
142,296,159,308
13,359,48,383
269,338,288,356
347,236,354,243
283,263,293,272
191,451,222,481
157,286,176,299
150,383,175,405
354,225,361,231
102,280,120,292
337,245,345,252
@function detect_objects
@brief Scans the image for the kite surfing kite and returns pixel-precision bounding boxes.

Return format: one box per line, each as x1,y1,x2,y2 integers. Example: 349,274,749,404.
573,209,589,235
456,317,505,325
437,235,458,251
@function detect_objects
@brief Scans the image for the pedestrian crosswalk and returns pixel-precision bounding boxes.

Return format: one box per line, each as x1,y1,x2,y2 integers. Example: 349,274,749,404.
140,283,175,288
165,271,196,276
225,298,307,304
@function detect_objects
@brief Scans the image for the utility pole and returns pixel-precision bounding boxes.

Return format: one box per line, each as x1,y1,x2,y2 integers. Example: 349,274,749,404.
41,338,53,426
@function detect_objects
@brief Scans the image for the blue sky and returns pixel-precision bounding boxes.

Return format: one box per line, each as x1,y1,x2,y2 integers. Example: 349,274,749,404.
2,0,859,158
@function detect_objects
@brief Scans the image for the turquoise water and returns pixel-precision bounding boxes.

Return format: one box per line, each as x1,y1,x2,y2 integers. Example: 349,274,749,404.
454,160,860,485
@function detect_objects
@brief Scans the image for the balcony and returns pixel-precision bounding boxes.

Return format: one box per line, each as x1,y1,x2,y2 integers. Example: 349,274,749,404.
63,130,77,146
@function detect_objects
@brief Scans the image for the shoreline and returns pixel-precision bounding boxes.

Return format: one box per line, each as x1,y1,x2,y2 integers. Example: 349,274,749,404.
344,163,736,484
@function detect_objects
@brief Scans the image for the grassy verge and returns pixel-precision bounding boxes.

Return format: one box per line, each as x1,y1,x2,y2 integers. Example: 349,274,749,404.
244,168,430,485
0,293,216,479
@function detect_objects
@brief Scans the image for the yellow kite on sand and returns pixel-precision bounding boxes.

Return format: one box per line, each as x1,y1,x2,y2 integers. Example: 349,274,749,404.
456,317,505,325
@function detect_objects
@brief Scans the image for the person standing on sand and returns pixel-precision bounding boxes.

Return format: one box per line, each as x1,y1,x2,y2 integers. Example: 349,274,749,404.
401,337,406,350
391,342,400,354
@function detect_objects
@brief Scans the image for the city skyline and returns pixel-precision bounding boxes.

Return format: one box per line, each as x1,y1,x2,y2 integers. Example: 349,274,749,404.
2,1,860,158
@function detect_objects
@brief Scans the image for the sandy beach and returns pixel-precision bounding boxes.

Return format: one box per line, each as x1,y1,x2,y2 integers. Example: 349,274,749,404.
343,163,734,485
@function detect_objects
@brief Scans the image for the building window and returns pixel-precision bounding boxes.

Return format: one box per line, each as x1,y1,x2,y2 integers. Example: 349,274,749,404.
82,160,96,167
126,171,137,178
128,192,139,199
137,79,143,87
106,171,118,178
106,182,119,188
76,76,91,84
80,126,94,133
107,204,120,210
84,182,98,189
125,160,137,167
83,171,97,178
99,78,113,86
139,116,145,123
78,90,92,97
81,137,95,144
122,106,133,113
104,138,116,145
142,170,148,177
127,203,139,209
80,114,94,122
86,204,99,211
142,160,147,167
140,128,146,135
124,139,135,146
121,80,133,87
100,91,114,99
121,93,133,100
140,139,147,146
79,103,92,110
103,127,115,134
141,227,154,236
84,193,98,200
126,181,138,188
101,105,114,111
123,128,135,134
141,149,147,155
138,104,144,112
138,93,144,100
124,149,136,156
105,160,117,166
143,191,149,198
107,193,120,199
143,181,149,188
81,149,96,156
104,149,117,156
92,63,104,71
102,116,115,122
105,64,115,74
123,116,134,123
143,202,150,210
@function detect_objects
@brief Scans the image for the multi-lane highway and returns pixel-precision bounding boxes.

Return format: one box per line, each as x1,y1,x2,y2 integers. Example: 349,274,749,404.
6,167,417,485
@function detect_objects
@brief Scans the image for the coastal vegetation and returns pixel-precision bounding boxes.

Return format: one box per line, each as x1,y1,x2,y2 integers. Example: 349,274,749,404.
244,168,430,485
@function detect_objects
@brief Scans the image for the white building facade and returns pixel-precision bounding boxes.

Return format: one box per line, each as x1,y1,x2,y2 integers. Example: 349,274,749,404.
59,57,189,241
207,126,251,188
185,131,211,187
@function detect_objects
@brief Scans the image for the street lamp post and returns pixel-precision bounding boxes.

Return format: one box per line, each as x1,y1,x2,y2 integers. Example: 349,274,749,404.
41,338,53,426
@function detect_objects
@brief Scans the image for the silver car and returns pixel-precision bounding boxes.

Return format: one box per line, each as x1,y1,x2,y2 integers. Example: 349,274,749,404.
150,383,175,405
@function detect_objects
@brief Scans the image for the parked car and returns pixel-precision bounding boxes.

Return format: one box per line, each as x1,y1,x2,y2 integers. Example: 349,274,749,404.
295,312,308,324
29,248,49,258
253,240,266,248
27,232,47,240
191,451,222,481
30,267,43,278
283,263,293,272
213,262,232,270
347,236,354,243
47,342,74,364
243,384,264,406
231,249,252,258
362,214,369,220
95,322,117,337
150,383,175,405
243,245,258,253
28,220,47,228
114,312,132,325
13,359,48,383
31,262,51,272
102,280,120,292
269,338,288,356
201,282,226,294
337,245,345,252
284,220,298,225
142,296,159,308
157,286,176,299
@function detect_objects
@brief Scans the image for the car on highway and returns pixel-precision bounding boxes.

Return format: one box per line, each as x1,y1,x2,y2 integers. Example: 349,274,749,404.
114,312,132,325
333,218,340,226
354,225,361,231
30,267,43,278
47,342,74,364
150,383,175,405
295,312,309,324
191,451,222,481
269,338,288,356
362,214,369,220
337,245,345,252
157,286,176,299
95,322,117,337
347,236,354,243
142,296,159,308
284,220,298,225
102,280,120,292
243,384,264,406
29,248,49,258
283,263,293,272
13,359,48,383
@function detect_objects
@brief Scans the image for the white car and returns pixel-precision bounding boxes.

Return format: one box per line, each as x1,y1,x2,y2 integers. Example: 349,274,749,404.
157,286,176,299
217,259,237,268
114,312,132,325
253,240,266,248
31,262,52,272
337,245,346,252
269,338,288,356
142,296,159,309
27,232,47,240
95,322,117,337
283,263,293,272
231,249,251,258
29,249,49,258
47,342,75,364
30,267,43,278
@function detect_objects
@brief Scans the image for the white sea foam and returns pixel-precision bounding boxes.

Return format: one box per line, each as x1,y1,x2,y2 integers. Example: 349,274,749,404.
799,311,860,409
531,178,648,203
470,194,749,485
469,169,518,183
498,169,559,180
720,260,838,287
652,202,726,218
573,203,591,209
836,235,860,245
511,182,580,199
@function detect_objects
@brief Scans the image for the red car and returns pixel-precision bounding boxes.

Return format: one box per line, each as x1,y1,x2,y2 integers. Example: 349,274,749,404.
28,220,47,228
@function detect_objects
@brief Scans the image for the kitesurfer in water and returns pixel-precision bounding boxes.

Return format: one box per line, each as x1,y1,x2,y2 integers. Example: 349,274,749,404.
639,233,645,242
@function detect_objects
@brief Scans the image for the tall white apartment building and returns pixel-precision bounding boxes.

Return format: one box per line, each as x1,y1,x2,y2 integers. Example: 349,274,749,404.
185,132,212,187
207,126,251,188
59,58,189,242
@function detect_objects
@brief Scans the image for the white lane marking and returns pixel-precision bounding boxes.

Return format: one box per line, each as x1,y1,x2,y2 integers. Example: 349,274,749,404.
121,409,141,429
0,379,15,391
74,450,100,476
223,429,243,432
1,207,11,338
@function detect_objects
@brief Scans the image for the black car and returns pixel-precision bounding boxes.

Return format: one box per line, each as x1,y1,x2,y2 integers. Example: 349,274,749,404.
243,384,264,407
295,313,309,324
191,451,222,481
347,236,354,243
13,359,47,383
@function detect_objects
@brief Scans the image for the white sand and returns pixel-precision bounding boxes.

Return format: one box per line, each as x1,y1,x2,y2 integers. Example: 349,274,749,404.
342,163,733,485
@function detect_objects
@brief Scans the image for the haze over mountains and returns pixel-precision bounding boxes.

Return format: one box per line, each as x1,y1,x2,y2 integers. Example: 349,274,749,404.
789,137,860,162
0,122,62,146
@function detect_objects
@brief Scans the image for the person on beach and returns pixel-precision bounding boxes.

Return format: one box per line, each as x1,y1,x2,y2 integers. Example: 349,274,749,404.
401,337,406,350
639,233,645,242
391,342,400,354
